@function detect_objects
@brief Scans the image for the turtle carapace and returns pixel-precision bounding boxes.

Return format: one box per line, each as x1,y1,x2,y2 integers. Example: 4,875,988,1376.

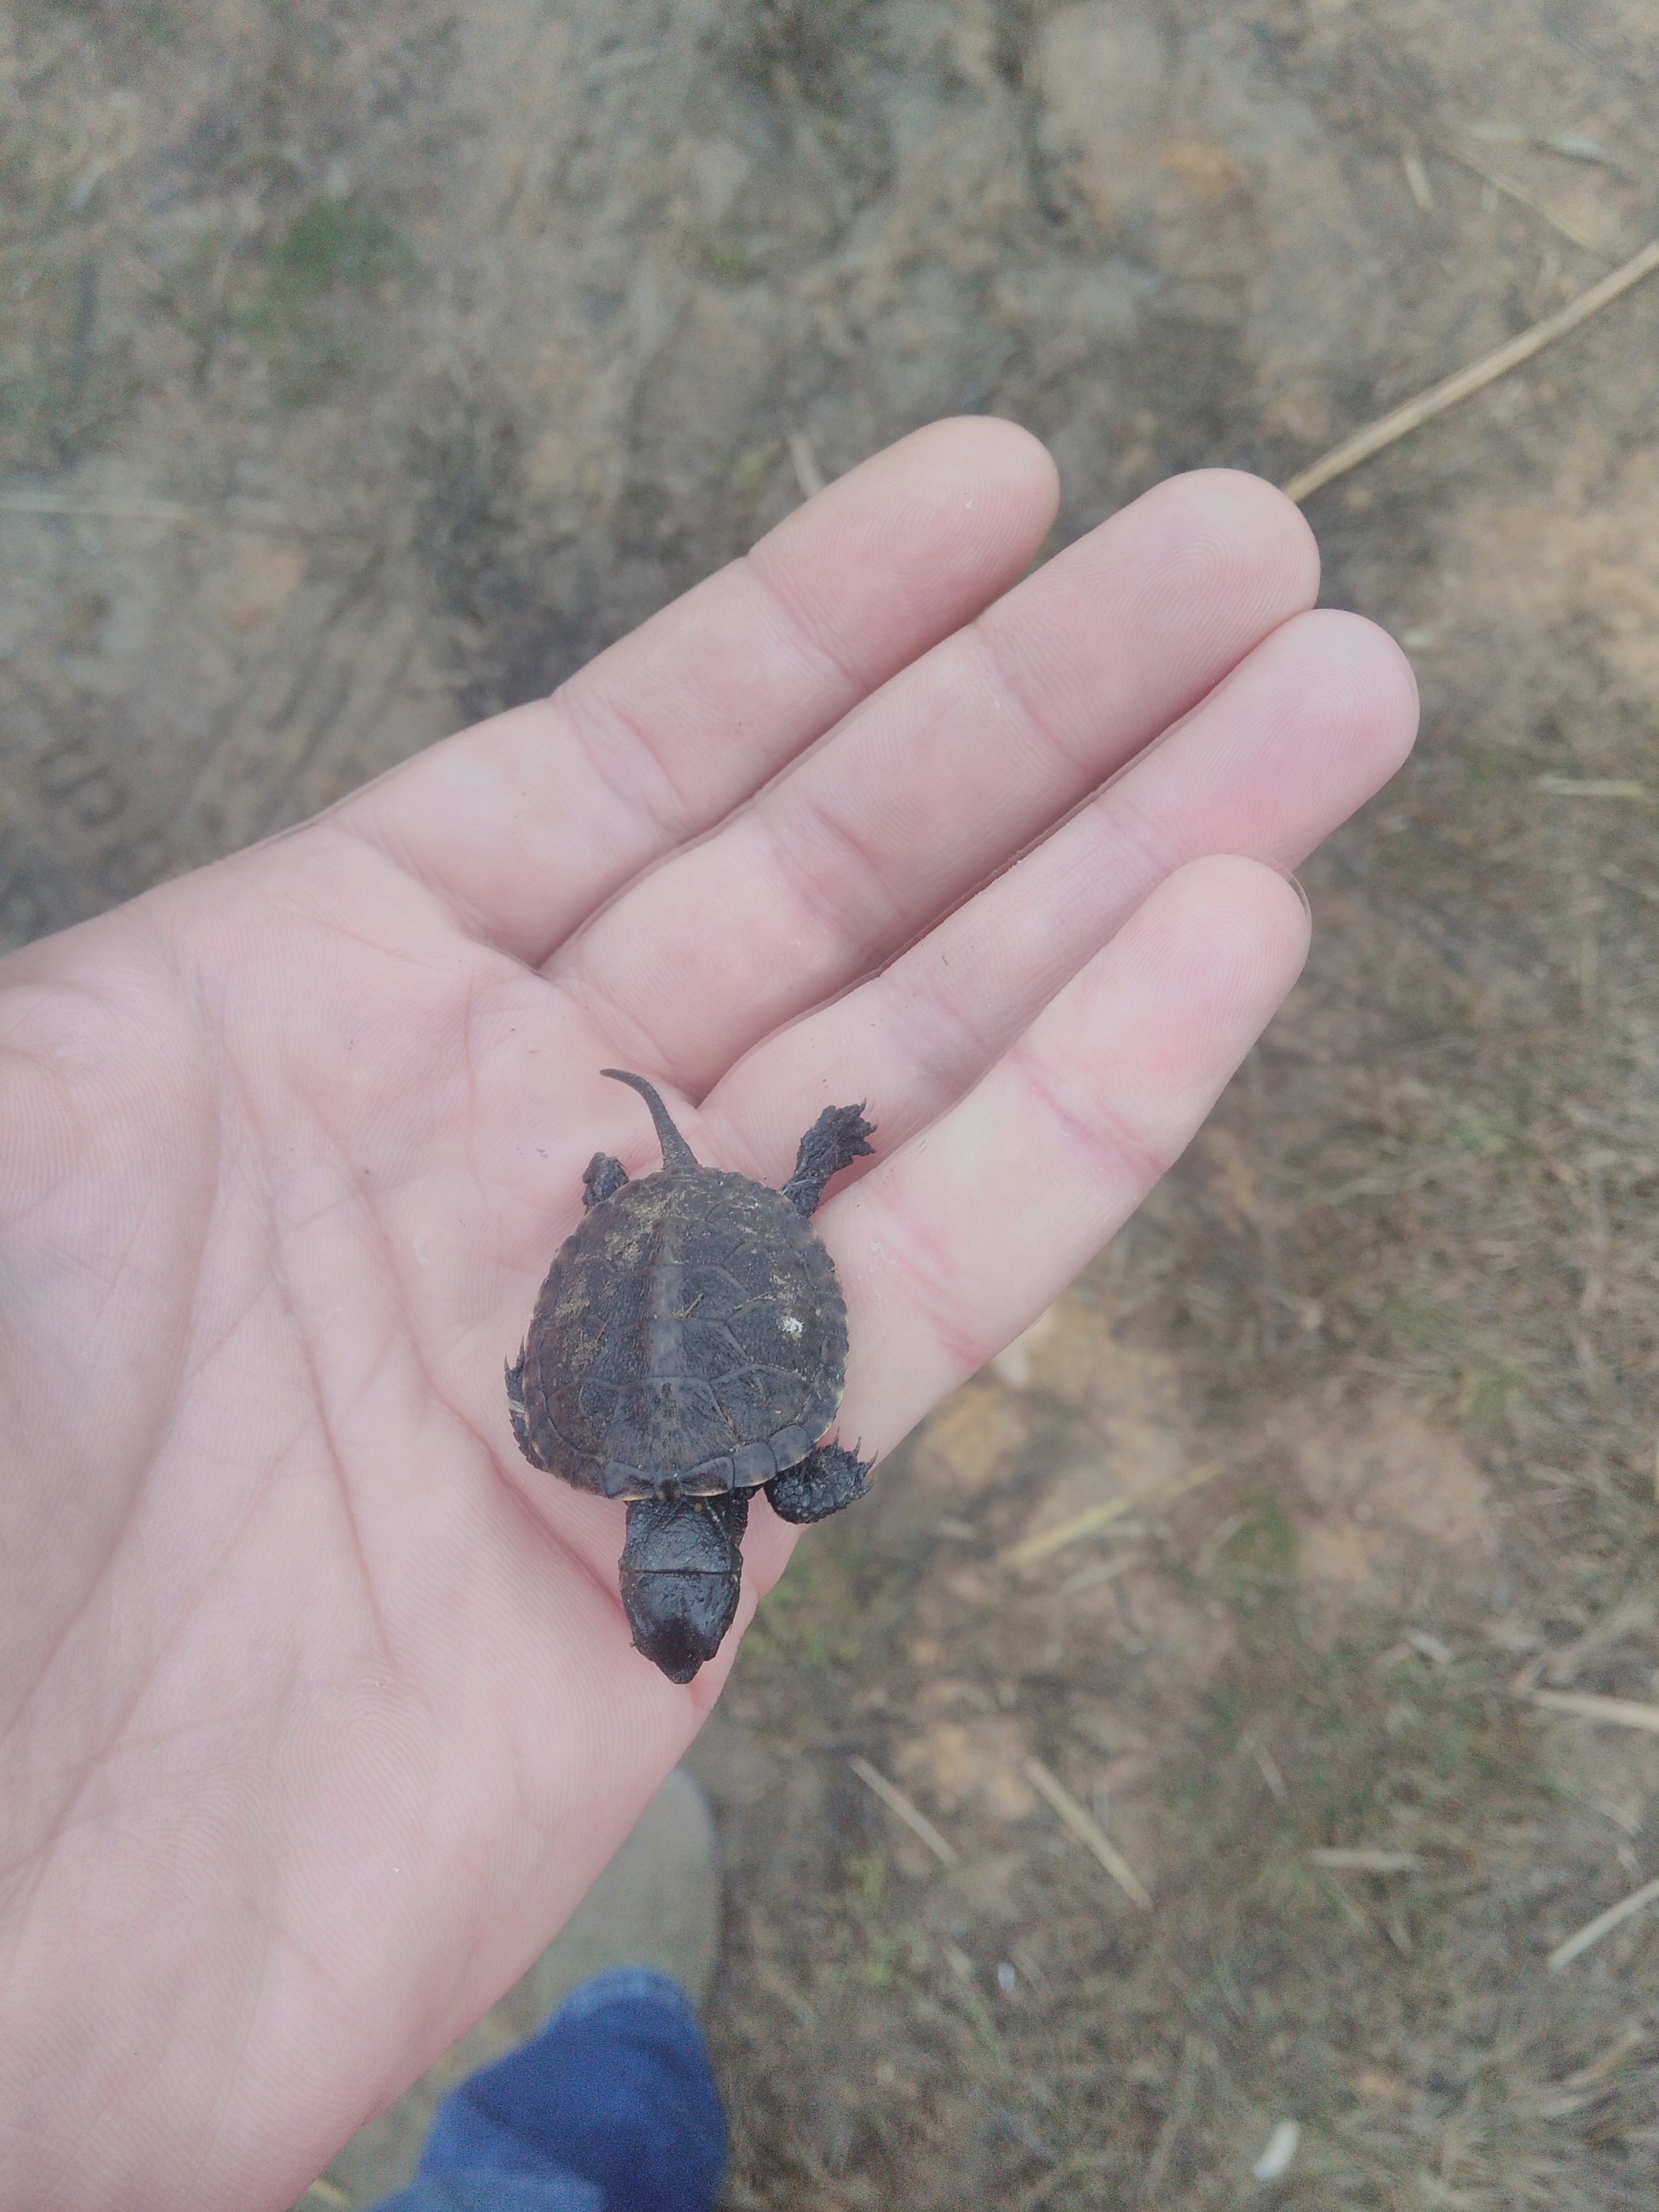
507,1070,876,1682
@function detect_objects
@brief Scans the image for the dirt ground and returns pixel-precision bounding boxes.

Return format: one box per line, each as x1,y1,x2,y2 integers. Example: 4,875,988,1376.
8,1,1659,2205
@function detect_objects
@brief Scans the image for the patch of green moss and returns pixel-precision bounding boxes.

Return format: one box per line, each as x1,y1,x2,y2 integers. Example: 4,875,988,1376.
241,195,412,399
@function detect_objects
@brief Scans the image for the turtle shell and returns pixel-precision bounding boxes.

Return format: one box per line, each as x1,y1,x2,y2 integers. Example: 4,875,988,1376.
509,1165,848,1501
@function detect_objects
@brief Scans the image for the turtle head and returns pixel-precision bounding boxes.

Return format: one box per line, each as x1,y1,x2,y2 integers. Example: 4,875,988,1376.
600,1069,701,1174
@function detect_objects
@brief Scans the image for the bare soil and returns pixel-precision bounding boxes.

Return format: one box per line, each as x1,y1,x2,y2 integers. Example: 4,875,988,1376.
7,2,1659,2206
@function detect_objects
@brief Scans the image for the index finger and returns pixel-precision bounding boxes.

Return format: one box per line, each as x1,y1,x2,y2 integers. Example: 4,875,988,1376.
335,420,1060,964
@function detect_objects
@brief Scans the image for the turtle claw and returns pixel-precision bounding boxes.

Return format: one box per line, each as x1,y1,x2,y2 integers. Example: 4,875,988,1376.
780,1103,875,1217
766,1442,874,1525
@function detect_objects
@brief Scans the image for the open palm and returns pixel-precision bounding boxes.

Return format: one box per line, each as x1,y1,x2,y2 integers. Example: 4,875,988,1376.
0,422,1414,2210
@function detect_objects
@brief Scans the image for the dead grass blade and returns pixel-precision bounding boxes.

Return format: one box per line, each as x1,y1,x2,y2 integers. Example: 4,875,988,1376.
1245,1736,1288,1803
1141,2035,1203,2202
1530,1689,1659,1733
1282,235,1659,503
787,428,826,500
1552,2020,1648,2094
0,492,198,521
1442,141,1606,253
1308,1848,1426,1873
1009,2150,1109,2212
847,1755,959,1869
1535,774,1653,800
1000,1461,1222,1570
1057,1552,1142,1599
1548,1873,1659,1971
755,1959,817,2027
1001,1497,1134,1569
1025,1757,1153,1910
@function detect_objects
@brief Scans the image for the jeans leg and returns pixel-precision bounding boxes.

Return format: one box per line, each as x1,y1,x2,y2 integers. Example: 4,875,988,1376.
370,1967,726,2212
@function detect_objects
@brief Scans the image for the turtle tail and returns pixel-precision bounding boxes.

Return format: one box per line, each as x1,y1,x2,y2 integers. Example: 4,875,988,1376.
600,1069,700,1174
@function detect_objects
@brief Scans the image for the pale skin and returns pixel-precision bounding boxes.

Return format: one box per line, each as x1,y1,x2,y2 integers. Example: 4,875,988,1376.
0,420,1416,2210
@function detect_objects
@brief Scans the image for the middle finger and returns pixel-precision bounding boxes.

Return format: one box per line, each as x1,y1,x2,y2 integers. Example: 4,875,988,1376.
717,603,1416,1175
546,470,1318,1089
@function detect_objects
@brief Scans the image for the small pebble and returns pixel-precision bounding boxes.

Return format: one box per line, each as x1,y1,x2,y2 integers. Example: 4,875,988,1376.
1252,2119,1300,2182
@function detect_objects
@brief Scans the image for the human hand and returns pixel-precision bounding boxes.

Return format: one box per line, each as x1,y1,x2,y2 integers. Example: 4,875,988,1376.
0,420,1414,2209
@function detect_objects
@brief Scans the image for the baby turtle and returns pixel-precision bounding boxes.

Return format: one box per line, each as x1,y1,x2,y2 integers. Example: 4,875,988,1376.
507,1069,876,1683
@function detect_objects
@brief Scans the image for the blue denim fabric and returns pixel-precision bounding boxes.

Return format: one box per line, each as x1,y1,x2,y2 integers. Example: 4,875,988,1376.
370,1967,725,2212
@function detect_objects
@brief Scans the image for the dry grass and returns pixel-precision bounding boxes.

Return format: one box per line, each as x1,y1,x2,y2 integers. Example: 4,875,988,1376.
713,1460,1659,2207
709,420,1659,2199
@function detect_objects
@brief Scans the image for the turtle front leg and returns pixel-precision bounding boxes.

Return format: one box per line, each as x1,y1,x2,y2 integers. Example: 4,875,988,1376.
779,1102,875,1217
582,1152,629,1207
766,1441,874,1525
620,1490,750,1683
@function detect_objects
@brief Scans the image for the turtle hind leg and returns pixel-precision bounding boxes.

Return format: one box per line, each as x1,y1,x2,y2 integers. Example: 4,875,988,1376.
766,1441,873,1526
620,1490,750,1683
583,1152,629,1208
780,1102,876,1217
